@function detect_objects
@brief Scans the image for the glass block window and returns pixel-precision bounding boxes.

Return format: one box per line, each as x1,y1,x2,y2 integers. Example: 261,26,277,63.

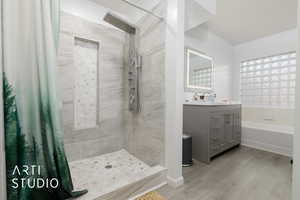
190,67,212,88
240,52,296,108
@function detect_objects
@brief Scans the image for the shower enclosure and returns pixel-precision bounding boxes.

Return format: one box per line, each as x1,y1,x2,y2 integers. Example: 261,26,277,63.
56,0,167,199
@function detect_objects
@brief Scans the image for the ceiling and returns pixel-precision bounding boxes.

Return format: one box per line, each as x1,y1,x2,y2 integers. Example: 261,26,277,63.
203,0,298,45
91,0,160,24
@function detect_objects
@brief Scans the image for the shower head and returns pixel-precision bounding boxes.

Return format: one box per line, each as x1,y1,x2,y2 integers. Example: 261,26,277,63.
103,13,136,34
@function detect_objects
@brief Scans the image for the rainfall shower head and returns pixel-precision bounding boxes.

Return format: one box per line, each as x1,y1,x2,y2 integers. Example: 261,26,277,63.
103,13,136,34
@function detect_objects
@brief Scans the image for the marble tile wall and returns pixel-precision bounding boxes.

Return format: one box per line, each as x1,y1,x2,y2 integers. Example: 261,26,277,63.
57,12,128,161
124,1,167,166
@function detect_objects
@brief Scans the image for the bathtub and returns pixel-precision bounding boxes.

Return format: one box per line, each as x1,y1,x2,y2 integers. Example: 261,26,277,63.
242,121,294,157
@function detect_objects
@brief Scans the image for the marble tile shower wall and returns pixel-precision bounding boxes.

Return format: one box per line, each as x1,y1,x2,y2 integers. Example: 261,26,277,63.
124,1,166,166
57,12,128,161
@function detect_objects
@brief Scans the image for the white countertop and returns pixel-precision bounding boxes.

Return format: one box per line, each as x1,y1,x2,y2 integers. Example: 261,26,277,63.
184,101,241,106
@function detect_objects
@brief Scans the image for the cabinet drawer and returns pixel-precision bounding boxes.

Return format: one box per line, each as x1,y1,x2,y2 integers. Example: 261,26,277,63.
210,142,226,156
210,146,220,157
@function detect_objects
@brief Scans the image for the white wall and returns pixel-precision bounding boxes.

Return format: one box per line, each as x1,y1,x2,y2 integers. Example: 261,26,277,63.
185,26,234,101
233,29,297,100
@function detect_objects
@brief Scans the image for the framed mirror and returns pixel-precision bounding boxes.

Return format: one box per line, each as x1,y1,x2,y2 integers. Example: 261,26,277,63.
186,48,214,91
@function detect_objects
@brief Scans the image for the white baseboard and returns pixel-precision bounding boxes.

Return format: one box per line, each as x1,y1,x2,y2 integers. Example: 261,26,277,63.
167,176,184,188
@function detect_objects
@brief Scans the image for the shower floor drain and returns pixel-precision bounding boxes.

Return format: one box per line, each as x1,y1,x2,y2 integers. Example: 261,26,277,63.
105,165,113,169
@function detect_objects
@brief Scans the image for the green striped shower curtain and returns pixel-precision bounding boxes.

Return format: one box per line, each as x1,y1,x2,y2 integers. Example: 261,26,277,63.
1,0,87,199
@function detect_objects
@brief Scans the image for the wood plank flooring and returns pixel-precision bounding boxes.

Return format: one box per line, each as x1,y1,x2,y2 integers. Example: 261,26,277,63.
158,146,292,200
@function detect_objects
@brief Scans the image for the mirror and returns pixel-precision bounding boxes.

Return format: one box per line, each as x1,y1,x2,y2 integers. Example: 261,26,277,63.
186,48,213,91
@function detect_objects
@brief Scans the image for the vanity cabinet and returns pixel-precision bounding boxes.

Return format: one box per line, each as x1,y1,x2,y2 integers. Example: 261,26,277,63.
183,104,241,163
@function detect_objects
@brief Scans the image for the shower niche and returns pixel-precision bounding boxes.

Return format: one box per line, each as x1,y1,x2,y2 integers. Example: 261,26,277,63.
74,37,99,130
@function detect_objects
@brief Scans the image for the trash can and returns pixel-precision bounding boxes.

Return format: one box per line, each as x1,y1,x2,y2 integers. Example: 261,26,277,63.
182,134,193,167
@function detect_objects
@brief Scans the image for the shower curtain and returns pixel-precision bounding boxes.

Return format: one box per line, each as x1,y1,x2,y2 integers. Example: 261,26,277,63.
2,0,87,199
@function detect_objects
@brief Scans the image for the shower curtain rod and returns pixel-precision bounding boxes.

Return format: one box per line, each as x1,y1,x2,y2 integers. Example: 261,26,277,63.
120,0,164,20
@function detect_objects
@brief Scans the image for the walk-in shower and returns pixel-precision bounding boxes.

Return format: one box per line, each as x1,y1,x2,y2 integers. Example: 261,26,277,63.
56,0,167,199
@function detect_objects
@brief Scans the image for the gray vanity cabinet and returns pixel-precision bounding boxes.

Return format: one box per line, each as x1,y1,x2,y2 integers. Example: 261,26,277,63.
183,104,241,163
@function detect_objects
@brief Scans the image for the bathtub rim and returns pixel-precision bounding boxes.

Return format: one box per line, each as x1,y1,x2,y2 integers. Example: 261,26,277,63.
242,121,294,135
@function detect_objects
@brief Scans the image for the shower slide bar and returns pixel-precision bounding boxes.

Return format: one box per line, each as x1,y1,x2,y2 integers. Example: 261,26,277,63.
120,0,164,20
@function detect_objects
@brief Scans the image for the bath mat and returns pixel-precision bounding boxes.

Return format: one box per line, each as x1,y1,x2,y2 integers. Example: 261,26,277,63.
136,192,166,200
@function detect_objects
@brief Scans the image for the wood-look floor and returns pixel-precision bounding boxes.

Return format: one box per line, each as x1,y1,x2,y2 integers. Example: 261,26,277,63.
158,146,292,200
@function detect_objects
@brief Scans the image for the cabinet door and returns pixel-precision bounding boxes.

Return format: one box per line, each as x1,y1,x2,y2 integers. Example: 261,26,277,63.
224,112,235,148
233,110,241,144
210,113,225,156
